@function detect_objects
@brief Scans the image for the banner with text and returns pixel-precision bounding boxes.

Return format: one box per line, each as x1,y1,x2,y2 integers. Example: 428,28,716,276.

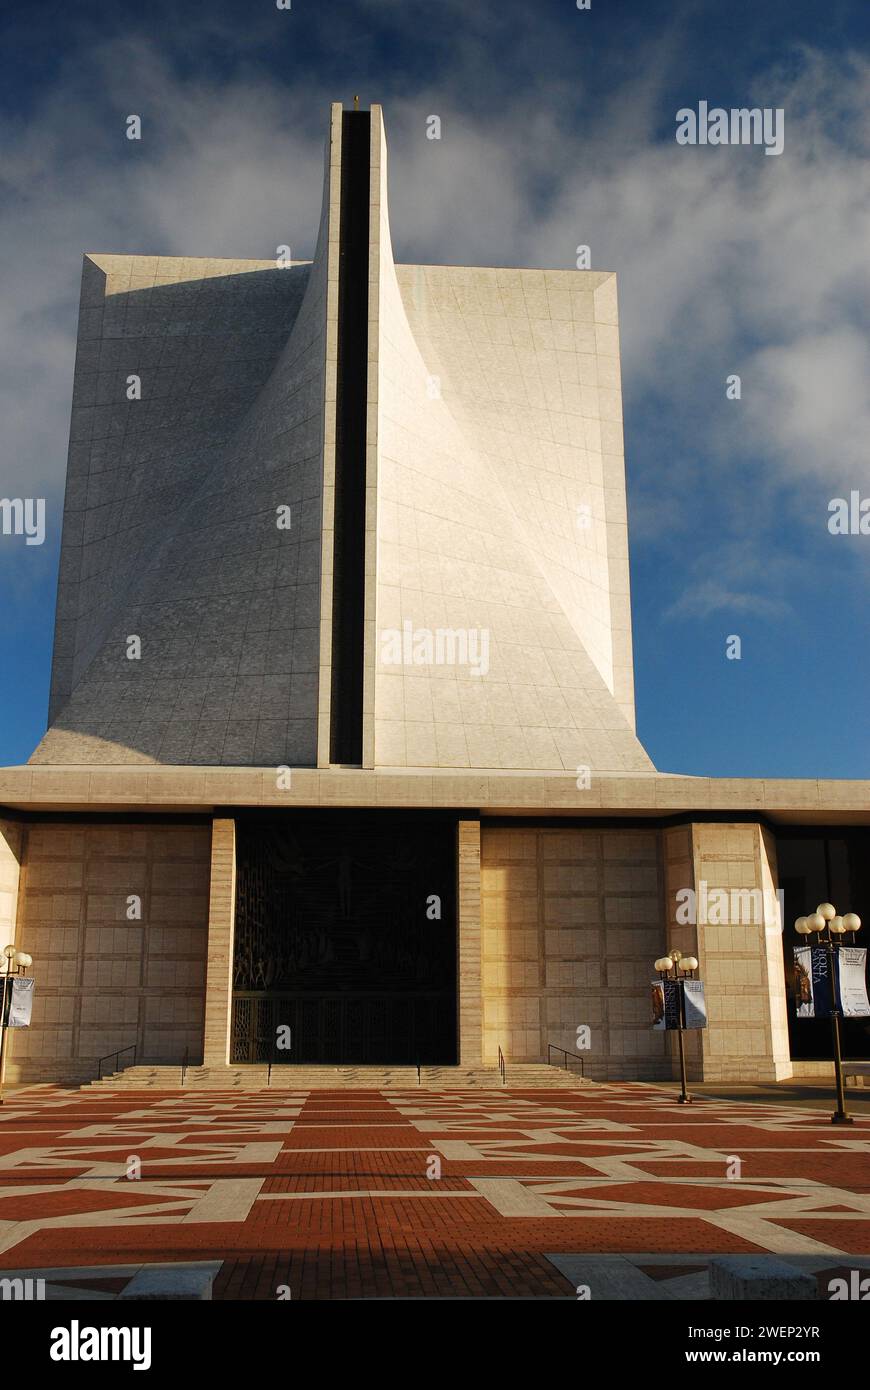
836,947,870,1018
6,976,34,1028
682,978,707,1030
794,945,836,1019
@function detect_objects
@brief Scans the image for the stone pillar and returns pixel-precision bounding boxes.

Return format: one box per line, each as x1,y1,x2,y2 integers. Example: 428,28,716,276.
669,822,791,1083
0,821,22,1084
663,825,702,1080
457,819,482,1065
0,821,21,949
202,818,236,1067
758,825,792,1080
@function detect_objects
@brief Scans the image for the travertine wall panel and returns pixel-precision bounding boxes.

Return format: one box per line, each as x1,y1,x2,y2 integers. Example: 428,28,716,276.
0,820,22,946
457,819,482,1063
480,826,669,1078
8,821,210,1082
202,818,237,1065
396,267,639,732
374,251,653,770
689,822,790,1082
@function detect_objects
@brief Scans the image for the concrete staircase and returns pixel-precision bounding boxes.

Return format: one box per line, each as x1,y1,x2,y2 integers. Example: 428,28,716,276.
82,1062,592,1091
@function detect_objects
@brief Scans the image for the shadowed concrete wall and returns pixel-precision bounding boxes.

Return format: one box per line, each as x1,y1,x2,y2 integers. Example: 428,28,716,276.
34,152,337,767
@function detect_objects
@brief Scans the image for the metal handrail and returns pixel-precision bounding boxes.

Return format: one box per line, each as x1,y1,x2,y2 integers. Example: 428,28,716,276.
97,1043,136,1080
498,1045,506,1085
548,1043,585,1077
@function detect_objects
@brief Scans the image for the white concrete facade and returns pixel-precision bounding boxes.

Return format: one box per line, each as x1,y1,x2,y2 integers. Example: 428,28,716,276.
33,102,650,776
4,103,867,1088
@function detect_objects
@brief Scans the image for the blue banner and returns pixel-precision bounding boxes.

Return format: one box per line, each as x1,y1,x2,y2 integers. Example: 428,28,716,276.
794,945,835,1018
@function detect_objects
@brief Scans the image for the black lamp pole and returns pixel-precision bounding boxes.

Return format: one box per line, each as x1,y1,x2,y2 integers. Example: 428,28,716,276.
795,904,862,1127
657,950,700,1106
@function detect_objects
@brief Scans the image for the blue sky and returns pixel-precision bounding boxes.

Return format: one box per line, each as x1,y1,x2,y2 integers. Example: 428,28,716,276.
0,0,868,776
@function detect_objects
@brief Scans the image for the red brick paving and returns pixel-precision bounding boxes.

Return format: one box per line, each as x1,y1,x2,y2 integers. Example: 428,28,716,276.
0,1081,866,1297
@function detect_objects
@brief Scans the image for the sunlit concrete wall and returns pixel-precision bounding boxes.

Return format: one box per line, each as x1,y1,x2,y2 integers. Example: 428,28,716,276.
8,821,210,1083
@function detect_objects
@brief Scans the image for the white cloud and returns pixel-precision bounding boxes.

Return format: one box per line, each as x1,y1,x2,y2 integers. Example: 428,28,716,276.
665,581,791,622
1,35,867,630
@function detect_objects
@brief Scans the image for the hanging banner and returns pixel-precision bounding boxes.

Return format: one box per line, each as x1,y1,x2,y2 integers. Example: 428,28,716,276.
794,945,835,1018
651,981,666,1029
651,978,681,1031
836,947,870,1019
794,946,814,1017
6,977,34,1028
682,979,707,1030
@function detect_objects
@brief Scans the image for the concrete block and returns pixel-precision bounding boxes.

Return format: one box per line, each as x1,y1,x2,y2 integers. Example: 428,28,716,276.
118,1262,220,1301
710,1257,817,1301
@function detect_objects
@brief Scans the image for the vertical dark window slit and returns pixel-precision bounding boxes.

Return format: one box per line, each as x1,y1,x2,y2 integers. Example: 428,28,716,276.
329,112,370,764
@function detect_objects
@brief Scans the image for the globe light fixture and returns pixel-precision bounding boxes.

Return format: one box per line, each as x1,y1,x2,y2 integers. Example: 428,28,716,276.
794,901,863,1124
652,947,703,1105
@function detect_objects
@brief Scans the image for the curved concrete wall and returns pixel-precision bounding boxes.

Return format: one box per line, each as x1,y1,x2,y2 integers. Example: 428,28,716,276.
35,102,651,775
369,107,651,772
34,152,336,766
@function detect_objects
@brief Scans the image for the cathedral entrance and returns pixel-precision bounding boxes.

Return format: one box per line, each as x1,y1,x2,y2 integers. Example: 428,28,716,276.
230,812,458,1065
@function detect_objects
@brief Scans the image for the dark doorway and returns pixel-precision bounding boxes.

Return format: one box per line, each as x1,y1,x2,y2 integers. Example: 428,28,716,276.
231,812,457,1065
777,828,870,1061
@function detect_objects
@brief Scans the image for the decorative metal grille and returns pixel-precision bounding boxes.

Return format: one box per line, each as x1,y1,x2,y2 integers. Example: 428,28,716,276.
231,814,457,1064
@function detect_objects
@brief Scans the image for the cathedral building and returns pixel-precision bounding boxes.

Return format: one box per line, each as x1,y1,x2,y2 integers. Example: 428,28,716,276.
1,104,867,1087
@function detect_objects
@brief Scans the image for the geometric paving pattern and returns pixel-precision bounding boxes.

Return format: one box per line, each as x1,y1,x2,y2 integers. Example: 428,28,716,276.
0,1083,868,1298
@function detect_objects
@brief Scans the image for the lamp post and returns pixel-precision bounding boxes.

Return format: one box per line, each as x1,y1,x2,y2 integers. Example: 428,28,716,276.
795,902,862,1125
0,944,33,1105
654,949,699,1104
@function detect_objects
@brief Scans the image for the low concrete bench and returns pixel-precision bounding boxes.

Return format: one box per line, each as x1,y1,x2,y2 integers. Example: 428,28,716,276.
710,1257,817,1301
118,1262,220,1301
844,1063,870,1088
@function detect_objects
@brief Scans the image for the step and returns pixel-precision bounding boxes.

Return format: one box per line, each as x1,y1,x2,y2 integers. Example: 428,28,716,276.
82,1062,592,1091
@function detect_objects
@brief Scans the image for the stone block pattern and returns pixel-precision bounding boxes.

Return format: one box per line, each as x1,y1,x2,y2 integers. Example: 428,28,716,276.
458,819,482,1064
689,822,789,1083
0,819,22,946
480,826,669,1078
372,248,653,770
7,822,210,1082
202,818,237,1066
